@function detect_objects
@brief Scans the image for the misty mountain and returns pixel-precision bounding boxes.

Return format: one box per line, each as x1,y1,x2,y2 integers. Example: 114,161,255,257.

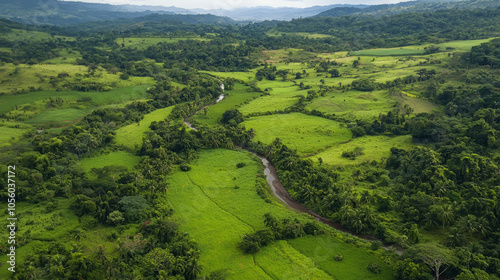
0,0,176,26
191,5,369,21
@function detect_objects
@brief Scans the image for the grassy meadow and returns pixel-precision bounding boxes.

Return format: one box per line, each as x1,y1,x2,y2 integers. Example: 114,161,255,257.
243,113,353,156
306,90,396,120
79,150,141,173
164,149,392,279
115,105,175,149
311,135,414,165
192,83,262,126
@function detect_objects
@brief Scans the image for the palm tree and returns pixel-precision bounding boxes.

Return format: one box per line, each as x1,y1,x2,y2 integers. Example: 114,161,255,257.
185,259,202,280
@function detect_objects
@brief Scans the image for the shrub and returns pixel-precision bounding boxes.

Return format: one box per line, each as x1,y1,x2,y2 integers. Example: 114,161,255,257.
180,164,191,171
236,162,246,168
81,215,98,229
334,254,344,261
371,240,382,250
367,262,381,274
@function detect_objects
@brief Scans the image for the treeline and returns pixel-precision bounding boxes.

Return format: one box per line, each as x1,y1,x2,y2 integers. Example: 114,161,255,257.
272,8,500,49
467,38,500,68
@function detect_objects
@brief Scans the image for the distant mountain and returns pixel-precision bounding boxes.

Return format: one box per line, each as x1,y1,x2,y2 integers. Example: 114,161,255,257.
116,5,193,14
0,0,176,26
315,0,500,18
191,5,369,21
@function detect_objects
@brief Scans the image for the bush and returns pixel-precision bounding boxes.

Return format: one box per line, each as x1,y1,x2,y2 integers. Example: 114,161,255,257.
371,240,382,250
81,215,98,229
180,164,191,171
367,262,381,274
236,162,246,168
334,254,344,261
107,210,125,225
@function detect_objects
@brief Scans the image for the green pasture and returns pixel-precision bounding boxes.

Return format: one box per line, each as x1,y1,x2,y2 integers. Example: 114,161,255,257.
25,108,89,126
192,84,261,126
43,49,82,64
306,90,395,120
243,113,352,156
117,37,209,48
289,235,394,280
79,151,141,173
0,125,27,146
426,37,499,52
0,85,150,115
3,29,74,41
0,47,12,53
238,81,307,115
165,149,387,279
115,105,174,149
255,241,332,279
352,48,425,56
391,91,439,114
0,63,154,94
201,71,256,83
312,135,414,166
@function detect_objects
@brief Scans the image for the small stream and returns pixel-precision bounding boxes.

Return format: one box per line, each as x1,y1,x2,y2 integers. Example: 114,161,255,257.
184,94,403,255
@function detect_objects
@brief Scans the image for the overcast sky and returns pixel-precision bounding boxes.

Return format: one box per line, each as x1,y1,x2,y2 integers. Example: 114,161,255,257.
60,0,411,10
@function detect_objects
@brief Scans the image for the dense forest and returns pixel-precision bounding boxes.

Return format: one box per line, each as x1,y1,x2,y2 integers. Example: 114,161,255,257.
0,0,500,279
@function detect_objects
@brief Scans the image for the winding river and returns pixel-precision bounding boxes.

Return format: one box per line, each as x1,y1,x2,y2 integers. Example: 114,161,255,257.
184,94,403,254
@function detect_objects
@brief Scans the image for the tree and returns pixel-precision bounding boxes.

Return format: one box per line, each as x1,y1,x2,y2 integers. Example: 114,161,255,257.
107,210,125,225
403,243,457,280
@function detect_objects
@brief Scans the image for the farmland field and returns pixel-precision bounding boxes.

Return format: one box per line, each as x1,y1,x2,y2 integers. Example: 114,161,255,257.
165,149,391,279
0,85,150,115
306,90,395,120
0,125,27,146
352,48,425,56
192,83,262,126
311,135,414,165
115,105,175,149
79,151,141,172
243,113,352,156
288,235,394,280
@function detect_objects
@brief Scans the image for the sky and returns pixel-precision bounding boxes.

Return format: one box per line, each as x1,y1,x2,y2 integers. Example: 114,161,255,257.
60,0,411,10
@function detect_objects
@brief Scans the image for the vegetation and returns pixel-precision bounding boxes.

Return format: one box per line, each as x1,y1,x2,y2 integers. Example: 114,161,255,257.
0,1,499,279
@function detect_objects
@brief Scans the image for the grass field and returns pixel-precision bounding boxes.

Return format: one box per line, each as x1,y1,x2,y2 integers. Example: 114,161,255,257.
2,29,74,41
192,83,262,126
289,235,394,280
306,90,395,120
243,113,352,156
0,125,27,146
115,105,175,149
79,151,141,172
0,63,154,93
0,85,150,115
352,48,425,56
255,241,332,279
165,149,389,279
312,135,414,165
25,108,89,126
201,71,256,83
